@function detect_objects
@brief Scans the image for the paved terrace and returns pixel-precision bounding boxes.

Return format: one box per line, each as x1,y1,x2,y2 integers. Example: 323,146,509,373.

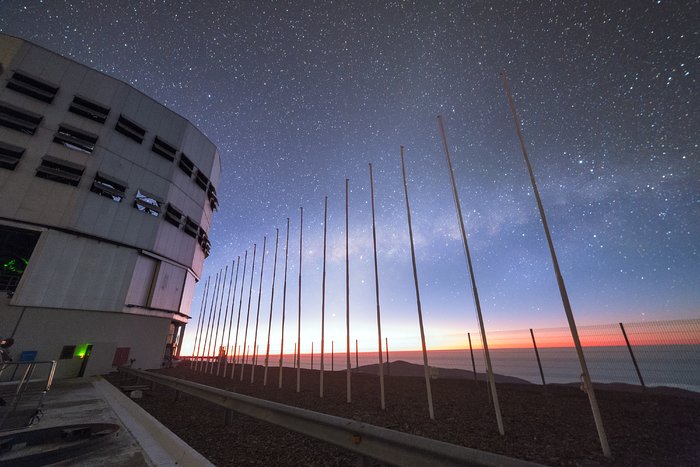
1,376,211,466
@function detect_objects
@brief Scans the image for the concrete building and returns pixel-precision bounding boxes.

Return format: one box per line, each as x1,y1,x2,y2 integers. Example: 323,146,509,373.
0,34,220,378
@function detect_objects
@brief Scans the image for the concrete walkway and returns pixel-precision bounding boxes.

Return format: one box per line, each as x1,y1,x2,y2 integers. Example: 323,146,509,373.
1,376,212,466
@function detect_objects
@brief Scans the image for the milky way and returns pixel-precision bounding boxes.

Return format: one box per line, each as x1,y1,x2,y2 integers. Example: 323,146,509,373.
1,1,697,352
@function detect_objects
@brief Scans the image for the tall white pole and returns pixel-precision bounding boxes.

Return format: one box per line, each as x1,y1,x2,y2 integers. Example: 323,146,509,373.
320,196,328,398
296,207,303,393
200,271,220,372
263,229,280,386
279,218,290,388
501,72,610,457
240,244,257,382
251,236,267,383
437,115,504,435
369,163,386,410
345,178,352,404
190,276,209,369
218,260,236,377
209,265,228,375
231,250,248,380
223,257,240,378
400,146,435,420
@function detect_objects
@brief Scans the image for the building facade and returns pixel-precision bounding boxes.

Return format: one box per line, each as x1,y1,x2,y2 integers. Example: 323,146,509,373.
0,34,220,378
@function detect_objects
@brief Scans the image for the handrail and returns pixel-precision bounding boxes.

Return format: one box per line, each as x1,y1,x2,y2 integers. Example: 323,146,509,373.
118,367,542,467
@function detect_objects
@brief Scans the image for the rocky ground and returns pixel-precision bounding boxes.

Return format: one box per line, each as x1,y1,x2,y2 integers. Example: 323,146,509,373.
107,361,700,466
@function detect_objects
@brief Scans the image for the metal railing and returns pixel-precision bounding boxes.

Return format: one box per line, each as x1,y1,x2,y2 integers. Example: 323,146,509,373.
0,360,57,431
118,367,541,467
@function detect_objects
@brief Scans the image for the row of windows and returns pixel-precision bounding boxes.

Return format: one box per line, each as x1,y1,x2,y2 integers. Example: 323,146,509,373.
0,139,210,256
3,70,218,211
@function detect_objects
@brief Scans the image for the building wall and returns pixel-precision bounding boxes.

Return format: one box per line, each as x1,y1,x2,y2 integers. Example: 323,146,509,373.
0,34,220,377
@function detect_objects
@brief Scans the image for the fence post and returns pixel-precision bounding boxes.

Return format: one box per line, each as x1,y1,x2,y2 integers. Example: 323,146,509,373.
529,329,546,387
467,332,477,382
619,322,645,389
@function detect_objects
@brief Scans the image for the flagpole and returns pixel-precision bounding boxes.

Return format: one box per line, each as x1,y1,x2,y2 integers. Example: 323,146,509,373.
320,196,328,398
210,264,228,374
279,218,290,388
202,271,220,373
369,163,386,410
224,257,240,378
296,207,304,393
345,178,352,404
251,236,267,383
501,72,610,457
400,146,435,419
240,243,257,381
196,274,215,372
218,260,235,377
190,277,209,370
231,250,248,379
264,228,280,386
437,115,504,434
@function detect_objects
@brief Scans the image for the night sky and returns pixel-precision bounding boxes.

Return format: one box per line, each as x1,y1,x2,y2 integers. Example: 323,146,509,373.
1,1,697,353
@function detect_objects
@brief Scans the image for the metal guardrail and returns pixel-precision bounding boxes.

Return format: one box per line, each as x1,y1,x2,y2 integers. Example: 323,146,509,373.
0,360,57,431
118,367,542,467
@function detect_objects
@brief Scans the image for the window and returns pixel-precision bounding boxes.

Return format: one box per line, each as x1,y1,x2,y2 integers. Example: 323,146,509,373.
0,101,42,135
0,141,24,171
184,217,199,238
0,225,40,293
53,124,98,154
90,172,127,202
59,345,76,360
165,204,184,228
178,154,194,177
115,114,145,144
151,136,177,162
6,71,59,103
195,169,209,191
134,189,162,216
207,184,219,211
198,228,211,257
35,155,85,186
69,95,110,123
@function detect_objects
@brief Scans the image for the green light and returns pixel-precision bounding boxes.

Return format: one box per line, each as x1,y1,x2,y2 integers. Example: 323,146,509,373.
74,343,90,359
1,258,29,274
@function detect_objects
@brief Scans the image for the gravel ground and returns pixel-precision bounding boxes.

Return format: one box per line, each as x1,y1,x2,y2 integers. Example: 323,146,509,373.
107,363,700,466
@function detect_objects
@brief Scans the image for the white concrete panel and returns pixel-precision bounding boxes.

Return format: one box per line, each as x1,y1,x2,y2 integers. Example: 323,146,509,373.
149,261,186,312
178,271,197,318
12,230,136,312
126,255,157,307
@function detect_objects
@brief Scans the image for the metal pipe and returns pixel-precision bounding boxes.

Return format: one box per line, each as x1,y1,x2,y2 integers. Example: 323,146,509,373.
241,244,258,382
369,163,386,409
620,323,645,389
279,218,290,388
399,146,435,420
345,178,352,403
251,236,268,383
231,250,249,380
320,196,328,398
219,259,236,377
199,272,220,372
438,115,503,434
191,277,209,370
264,229,280,386
296,207,304,393
210,265,228,374
468,332,477,382
501,72,610,457
530,329,546,386
224,257,241,377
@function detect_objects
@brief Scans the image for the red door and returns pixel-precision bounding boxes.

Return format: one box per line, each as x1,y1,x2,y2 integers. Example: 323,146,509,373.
112,347,131,367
